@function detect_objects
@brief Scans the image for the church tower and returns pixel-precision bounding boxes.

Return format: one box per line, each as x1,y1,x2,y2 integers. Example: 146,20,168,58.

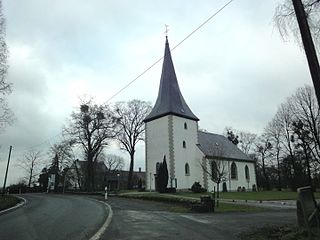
144,37,200,190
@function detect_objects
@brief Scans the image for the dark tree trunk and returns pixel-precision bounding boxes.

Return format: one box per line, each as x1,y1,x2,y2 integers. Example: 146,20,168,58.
216,182,220,207
87,156,95,192
262,157,270,190
28,168,33,187
303,145,313,187
289,156,297,191
127,153,134,189
276,151,282,191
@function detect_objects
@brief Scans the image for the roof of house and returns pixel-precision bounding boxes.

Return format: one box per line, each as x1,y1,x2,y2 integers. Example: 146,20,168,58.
197,131,254,162
144,37,199,123
106,170,146,181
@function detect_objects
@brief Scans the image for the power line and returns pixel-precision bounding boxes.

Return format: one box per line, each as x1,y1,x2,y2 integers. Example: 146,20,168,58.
105,0,234,104
16,132,63,153
15,0,234,152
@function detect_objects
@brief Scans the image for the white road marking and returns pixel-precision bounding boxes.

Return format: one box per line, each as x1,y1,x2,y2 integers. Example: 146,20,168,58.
180,215,210,224
0,195,27,216
89,200,113,240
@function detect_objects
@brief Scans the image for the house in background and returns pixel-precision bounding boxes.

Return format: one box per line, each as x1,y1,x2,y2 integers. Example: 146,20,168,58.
67,160,107,191
67,160,145,191
144,37,257,192
105,168,146,191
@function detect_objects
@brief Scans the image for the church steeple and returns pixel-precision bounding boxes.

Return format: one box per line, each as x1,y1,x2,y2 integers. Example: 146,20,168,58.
144,38,199,122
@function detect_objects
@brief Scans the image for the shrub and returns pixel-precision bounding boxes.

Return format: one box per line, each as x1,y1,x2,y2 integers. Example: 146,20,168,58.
252,184,257,192
191,182,207,193
6,182,28,194
222,182,228,192
138,178,143,190
157,158,169,193
165,187,176,193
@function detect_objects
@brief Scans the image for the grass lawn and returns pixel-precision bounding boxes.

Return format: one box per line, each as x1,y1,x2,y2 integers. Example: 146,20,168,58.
175,191,320,201
0,195,21,211
239,224,319,240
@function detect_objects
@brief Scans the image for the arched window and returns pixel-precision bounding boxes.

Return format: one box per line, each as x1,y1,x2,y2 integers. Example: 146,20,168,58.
156,162,160,173
231,162,237,179
184,122,188,129
185,163,190,175
211,161,218,181
183,141,186,148
245,165,250,180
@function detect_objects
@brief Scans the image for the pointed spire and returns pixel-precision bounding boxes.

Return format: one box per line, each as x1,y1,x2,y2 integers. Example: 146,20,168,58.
144,38,199,123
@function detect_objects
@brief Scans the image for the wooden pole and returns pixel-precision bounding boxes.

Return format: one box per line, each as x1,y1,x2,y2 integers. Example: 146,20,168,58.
292,0,320,104
2,146,12,196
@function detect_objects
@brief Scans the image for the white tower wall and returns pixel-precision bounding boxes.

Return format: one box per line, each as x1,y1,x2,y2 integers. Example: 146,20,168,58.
171,116,202,189
145,116,169,191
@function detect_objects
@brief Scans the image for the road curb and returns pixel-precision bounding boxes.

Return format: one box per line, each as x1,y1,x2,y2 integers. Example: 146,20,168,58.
89,200,113,240
0,195,27,216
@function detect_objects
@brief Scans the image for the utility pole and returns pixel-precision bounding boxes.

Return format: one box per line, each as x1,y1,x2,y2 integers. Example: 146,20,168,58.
2,146,12,196
292,0,320,104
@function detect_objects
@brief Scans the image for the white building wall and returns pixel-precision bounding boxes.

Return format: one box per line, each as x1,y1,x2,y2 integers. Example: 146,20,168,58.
146,115,257,192
206,159,257,192
172,116,201,189
145,116,169,191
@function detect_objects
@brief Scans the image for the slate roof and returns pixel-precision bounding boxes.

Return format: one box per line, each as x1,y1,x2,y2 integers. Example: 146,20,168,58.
144,37,199,123
197,131,254,162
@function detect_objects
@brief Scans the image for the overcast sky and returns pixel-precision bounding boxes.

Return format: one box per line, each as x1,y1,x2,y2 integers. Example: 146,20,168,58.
0,0,315,185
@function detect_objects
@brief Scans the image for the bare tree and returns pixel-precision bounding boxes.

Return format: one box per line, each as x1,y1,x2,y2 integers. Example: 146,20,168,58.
292,85,320,162
276,100,298,190
274,0,320,50
99,153,124,172
18,150,43,187
49,140,79,190
255,136,273,190
201,159,227,207
0,1,13,132
224,127,256,154
114,99,151,189
51,140,84,191
64,98,117,191
291,120,314,186
50,141,73,170
200,144,228,207
265,115,283,191
238,131,257,155
225,127,239,145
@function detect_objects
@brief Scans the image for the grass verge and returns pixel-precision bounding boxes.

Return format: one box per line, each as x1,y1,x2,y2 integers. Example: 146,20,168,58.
0,195,22,211
175,191,320,201
214,202,265,213
119,192,266,213
239,224,320,240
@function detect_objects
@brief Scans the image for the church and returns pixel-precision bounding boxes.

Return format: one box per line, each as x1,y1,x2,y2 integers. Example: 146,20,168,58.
144,37,257,192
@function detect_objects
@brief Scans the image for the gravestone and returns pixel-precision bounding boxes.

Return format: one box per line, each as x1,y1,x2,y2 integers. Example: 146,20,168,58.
296,186,320,237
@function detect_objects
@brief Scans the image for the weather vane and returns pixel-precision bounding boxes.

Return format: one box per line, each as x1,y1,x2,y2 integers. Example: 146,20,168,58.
164,24,169,37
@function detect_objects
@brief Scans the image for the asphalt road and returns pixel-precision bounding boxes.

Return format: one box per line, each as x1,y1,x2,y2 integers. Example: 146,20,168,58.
0,193,108,240
102,197,296,240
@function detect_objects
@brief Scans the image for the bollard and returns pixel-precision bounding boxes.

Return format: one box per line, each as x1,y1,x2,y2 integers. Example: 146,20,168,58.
105,186,108,200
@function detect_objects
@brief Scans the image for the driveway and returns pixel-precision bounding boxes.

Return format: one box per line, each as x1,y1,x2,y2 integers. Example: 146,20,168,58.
0,193,109,240
102,197,296,240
